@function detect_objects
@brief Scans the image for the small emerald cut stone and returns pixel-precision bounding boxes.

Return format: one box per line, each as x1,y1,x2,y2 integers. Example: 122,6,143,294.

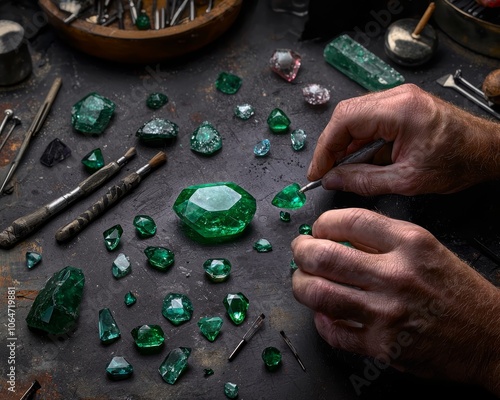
280,211,291,222
203,258,231,282
253,238,272,253
99,308,121,344
131,324,164,350
106,356,133,380
224,382,239,399
136,118,178,142
133,215,157,238
146,92,168,109
144,246,175,271
81,148,104,172
136,11,151,29
215,72,242,94
223,293,249,325
204,368,214,377
272,183,306,209
254,139,270,157
124,291,137,306
190,121,222,155
291,129,307,151
159,347,191,384
112,253,131,279
26,251,42,269
267,108,290,133
299,224,312,235
71,92,115,135
262,347,282,370
103,224,123,251
290,258,298,271
234,104,254,120
162,293,193,326
198,316,223,342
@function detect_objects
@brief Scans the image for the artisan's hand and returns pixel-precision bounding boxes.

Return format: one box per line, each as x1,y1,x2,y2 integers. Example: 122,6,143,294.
292,208,500,395
308,84,500,196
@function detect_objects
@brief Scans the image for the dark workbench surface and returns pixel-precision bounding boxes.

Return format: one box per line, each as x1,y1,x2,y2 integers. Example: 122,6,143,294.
1,1,499,399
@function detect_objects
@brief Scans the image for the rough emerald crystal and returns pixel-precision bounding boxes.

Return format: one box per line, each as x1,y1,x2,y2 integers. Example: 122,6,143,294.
234,104,255,120
146,92,168,109
291,129,307,151
173,182,256,241
103,224,123,251
203,258,231,282
26,251,42,269
136,118,178,142
270,49,302,82
144,246,175,271
81,148,104,172
303,84,331,105
204,368,214,377
71,92,115,135
224,382,239,399
253,238,272,253
159,347,191,384
223,293,249,325
131,324,164,350
124,291,137,306
198,316,223,342
26,266,85,335
162,293,193,326
254,139,270,157
190,121,222,155
133,215,157,238
136,11,151,29
290,258,298,271
112,253,131,279
279,211,291,222
272,183,306,209
106,356,133,380
40,138,71,167
215,72,242,94
99,308,121,344
267,108,291,133
262,347,282,370
339,241,354,247
299,224,312,235
324,34,405,92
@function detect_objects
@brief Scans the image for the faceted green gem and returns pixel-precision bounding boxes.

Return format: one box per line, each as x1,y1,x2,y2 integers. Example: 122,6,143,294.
159,347,191,384
324,34,405,92
223,293,249,325
146,92,168,109
136,11,151,30
299,224,312,235
197,316,223,342
26,251,42,269
173,182,256,242
290,258,298,271
136,118,179,142
253,238,272,253
267,108,291,133
124,291,137,306
190,121,223,155
215,72,242,94
162,293,193,326
204,368,214,377
144,246,175,271
71,92,115,135
133,215,157,238
131,324,165,350
291,129,307,151
103,224,123,251
81,148,104,172
234,104,255,120
99,308,121,344
106,356,133,380
280,211,291,222
224,382,239,399
112,253,131,279
26,266,85,335
272,183,306,209
262,347,282,370
203,258,231,282
254,139,271,157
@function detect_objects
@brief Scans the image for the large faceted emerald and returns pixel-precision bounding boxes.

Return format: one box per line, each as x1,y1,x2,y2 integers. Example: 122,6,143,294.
131,324,165,352
272,183,306,209
158,347,191,384
71,92,115,135
173,182,256,241
223,293,249,325
162,293,193,326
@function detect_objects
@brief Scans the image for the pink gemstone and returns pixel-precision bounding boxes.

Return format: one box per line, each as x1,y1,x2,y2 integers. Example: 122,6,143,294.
302,84,331,105
270,49,302,82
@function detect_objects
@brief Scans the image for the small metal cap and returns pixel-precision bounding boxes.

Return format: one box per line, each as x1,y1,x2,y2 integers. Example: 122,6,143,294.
0,20,32,86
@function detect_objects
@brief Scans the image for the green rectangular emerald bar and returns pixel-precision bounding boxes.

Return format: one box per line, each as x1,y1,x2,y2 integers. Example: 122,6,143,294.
324,34,405,92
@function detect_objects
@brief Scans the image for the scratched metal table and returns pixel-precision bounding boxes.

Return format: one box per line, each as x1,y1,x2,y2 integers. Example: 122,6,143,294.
1,1,499,399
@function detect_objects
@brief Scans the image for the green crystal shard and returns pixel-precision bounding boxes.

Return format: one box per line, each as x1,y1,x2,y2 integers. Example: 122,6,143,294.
215,72,242,94
146,92,168,109
290,258,298,271
223,293,249,325
112,253,131,279
203,258,231,282
262,347,282,370
81,148,104,172
106,356,133,380
198,316,223,342
272,183,306,209
190,121,223,155
253,238,272,253
291,129,307,151
26,266,85,335
299,223,313,235
173,182,256,241
324,34,405,92
136,11,151,29
26,251,42,269
144,246,175,271
136,118,179,142
234,104,255,120
279,211,291,222
131,324,164,351
159,347,191,384
103,224,123,251
224,382,239,399
71,92,115,135
204,368,214,377
133,215,157,238
162,293,193,326
339,241,354,247
124,291,137,306
267,108,291,133
99,308,121,344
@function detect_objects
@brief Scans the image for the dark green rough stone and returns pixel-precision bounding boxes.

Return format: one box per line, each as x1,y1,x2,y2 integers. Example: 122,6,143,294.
190,121,222,155
103,224,123,251
290,258,298,271
124,291,137,306
26,266,85,335
267,108,291,133
106,356,133,380
253,238,272,253
279,211,291,222
262,347,282,370
299,224,312,235
224,382,239,399
204,368,214,377
133,215,157,238
198,316,223,342
162,293,193,326
81,148,104,172
146,92,168,109
136,118,178,142
215,72,242,94
272,183,306,209
144,246,175,271
99,308,121,344
26,251,42,269
71,92,115,135
159,347,191,384
338,241,354,247
131,324,164,351
223,292,249,325
234,104,254,120
136,11,151,30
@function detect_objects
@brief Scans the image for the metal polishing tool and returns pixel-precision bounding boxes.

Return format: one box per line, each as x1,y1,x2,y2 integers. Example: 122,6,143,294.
0,20,32,86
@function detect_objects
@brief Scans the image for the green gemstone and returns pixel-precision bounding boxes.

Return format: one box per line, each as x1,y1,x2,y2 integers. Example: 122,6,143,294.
112,253,131,279
204,368,214,377
290,258,298,271
144,246,175,271
136,118,178,142
267,108,291,133
223,293,249,325
338,241,354,247
99,308,121,344
146,92,168,109
131,324,165,350
190,121,222,155
26,251,42,269
133,215,157,238
26,266,85,335
215,72,242,94
106,356,133,380
291,129,306,151
224,382,239,399
253,238,272,253
162,293,193,326
81,148,104,172
173,182,256,242
234,104,254,120
299,224,312,235
279,211,291,222
103,224,123,251
272,183,306,209
159,347,191,384
324,34,405,92
124,291,137,306
136,11,151,30
203,258,231,282
71,92,115,135
197,316,223,342
262,347,282,370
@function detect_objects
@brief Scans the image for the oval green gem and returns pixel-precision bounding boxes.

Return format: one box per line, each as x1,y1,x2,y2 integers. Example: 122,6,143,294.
223,292,249,325
203,258,231,282
272,183,306,209
262,346,282,370
162,293,193,326
299,224,312,235
144,246,175,271
133,215,157,238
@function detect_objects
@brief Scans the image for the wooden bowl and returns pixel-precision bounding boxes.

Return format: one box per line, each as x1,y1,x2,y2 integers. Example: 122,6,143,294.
38,0,243,63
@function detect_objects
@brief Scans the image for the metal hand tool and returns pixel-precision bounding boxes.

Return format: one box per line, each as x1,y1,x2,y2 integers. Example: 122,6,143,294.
189,0,195,20
19,380,41,400
0,117,21,153
280,330,306,371
0,109,13,137
153,0,160,29
206,0,213,12
128,0,138,23
228,314,265,361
